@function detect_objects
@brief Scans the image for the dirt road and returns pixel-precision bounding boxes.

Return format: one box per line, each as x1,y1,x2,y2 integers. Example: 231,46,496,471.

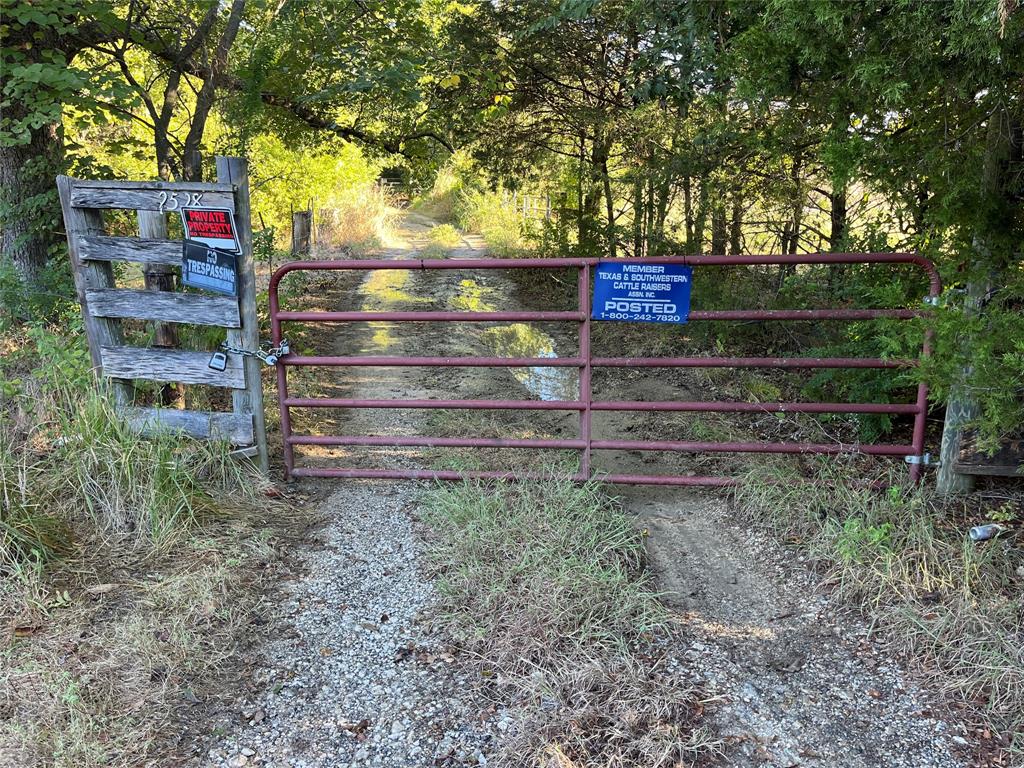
194,212,967,767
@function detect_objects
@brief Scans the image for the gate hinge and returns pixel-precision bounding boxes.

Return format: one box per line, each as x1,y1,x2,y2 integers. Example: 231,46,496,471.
904,453,936,466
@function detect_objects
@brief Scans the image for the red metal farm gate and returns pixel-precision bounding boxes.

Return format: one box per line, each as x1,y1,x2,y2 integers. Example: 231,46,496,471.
268,254,940,486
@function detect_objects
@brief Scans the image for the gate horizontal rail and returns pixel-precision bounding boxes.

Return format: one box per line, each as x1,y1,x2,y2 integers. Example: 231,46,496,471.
269,253,939,486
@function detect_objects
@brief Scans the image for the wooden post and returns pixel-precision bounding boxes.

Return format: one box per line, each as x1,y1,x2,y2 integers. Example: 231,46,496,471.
139,212,178,342
292,210,312,254
56,175,133,405
216,156,269,473
936,278,989,494
137,210,180,405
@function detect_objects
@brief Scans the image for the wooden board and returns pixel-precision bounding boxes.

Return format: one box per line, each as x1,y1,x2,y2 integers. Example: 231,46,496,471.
73,179,234,192
86,288,240,327
79,235,182,266
70,184,235,213
56,175,134,405
99,345,246,389
954,434,1024,477
123,407,254,445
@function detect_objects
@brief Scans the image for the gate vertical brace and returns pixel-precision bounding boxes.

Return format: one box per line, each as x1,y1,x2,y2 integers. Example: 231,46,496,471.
911,279,941,484
578,264,593,480
271,295,294,481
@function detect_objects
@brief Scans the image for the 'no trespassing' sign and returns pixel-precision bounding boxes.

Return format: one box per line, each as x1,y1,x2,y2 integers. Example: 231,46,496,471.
181,240,239,297
180,207,240,253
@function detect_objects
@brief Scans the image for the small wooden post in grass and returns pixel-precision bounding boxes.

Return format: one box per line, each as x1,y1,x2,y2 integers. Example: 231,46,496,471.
292,210,312,255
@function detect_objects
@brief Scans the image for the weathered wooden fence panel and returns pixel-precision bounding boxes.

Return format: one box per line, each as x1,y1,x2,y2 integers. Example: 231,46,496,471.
56,157,269,472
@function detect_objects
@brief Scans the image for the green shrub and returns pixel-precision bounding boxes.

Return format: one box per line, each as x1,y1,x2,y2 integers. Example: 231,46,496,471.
456,188,526,257
427,223,462,248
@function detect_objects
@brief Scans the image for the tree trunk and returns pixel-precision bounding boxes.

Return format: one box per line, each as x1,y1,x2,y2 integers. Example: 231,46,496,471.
937,105,1023,494
829,182,847,250
683,176,694,253
652,174,668,257
632,172,644,258
787,152,804,255
0,119,63,290
588,133,615,259
827,181,847,295
729,193,743,255
601,153,616,259
693,180,709,255
711,197,727,255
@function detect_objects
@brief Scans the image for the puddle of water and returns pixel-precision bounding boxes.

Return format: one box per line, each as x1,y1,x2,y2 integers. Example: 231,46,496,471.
481,323,579,401
452,277,578,401
358,269,430,350
355,272,578,401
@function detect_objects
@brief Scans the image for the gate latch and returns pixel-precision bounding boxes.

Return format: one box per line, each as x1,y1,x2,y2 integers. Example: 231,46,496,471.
904,453,935,466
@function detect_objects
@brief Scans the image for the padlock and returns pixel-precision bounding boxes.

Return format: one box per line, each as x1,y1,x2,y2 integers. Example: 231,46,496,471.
264,354,278,366
208,351,228,372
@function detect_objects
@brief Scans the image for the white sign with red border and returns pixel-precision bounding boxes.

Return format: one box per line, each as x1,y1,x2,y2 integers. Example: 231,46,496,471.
180,207,240,253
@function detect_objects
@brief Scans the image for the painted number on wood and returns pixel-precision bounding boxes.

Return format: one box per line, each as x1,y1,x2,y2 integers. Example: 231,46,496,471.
158,191,204,213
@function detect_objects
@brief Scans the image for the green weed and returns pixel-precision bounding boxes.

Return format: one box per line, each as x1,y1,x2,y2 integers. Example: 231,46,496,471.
421,470,714,765
422,470,664,662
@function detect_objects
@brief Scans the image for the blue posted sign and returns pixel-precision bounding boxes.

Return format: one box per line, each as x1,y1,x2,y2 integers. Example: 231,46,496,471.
592,262,692,323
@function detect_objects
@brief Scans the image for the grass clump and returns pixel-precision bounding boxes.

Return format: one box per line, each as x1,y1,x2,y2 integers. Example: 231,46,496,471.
427,223,463,249
424,472,663,659
457,188,527,257
736,460,1024,752
421,223,464,259
422,471,713,766
315,183,401,251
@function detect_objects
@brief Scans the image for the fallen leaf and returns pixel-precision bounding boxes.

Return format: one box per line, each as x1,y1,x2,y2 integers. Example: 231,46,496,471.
14,625,42,638
340,718,370,739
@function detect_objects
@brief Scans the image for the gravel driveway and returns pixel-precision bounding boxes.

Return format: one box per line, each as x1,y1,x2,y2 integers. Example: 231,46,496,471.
197,482,499,768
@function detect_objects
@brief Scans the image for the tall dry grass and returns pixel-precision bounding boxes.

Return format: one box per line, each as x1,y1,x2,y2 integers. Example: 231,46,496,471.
314,183,401,252
1,326,290,767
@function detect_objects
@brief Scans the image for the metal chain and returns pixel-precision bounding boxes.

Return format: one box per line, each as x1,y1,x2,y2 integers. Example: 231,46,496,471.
219,338,290,365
